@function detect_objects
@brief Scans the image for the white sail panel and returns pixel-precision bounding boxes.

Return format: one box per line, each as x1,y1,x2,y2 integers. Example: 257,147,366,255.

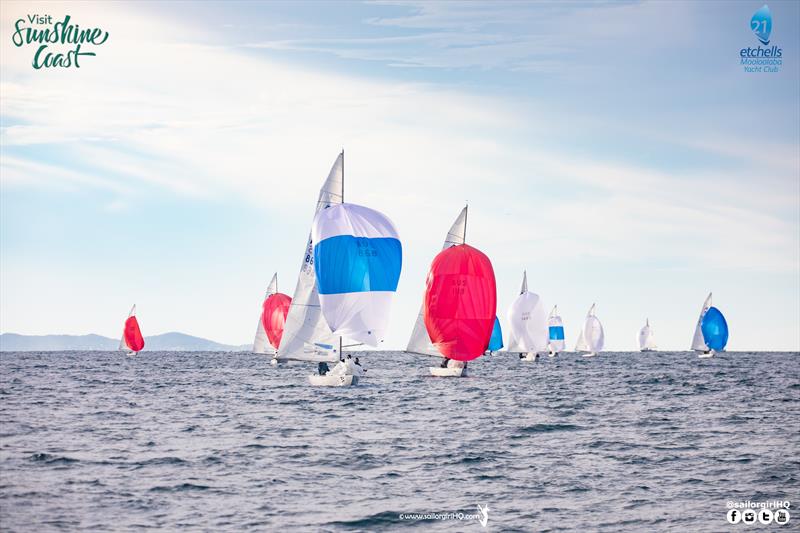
574,328,588,352
277,153,343,362
548,306,566,352
253,274,278,354
691,292,712,351
639,319,657,351
406,206,467,357
118,304,135,352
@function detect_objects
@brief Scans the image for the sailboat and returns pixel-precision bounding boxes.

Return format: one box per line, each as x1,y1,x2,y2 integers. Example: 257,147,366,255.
412,206,496,378
487,317,503,354
308,200,402,386
547,305,565,356
119,304,144,355
692,292,728,357
253,273,292,357
576,303,604,357
638,318,657,352
405,206,466,364
275,152,344,370
507,271,548,362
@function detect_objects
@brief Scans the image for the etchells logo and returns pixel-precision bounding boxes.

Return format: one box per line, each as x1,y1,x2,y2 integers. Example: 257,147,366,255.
740,4,782,73
11,14,109,69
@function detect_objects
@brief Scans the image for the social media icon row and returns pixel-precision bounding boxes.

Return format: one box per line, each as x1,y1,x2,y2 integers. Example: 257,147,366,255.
727,508,791,525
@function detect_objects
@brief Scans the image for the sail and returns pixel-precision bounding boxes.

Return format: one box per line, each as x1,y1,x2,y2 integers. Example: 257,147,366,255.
253,273,277,354
701,307,728,351
119,305,144,352
488,316,503,351
312,203,402,346
507,273,549,353
263,293,292,349
638,318,657,350
406,207,467,356
277,153,343,362
691,292,713,351
574,328,588,351
548,306,566,352
583,305,604,353
424,243,496,361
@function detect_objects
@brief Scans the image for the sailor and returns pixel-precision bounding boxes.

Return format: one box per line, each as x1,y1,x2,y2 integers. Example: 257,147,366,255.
440,357,450,368
318,362,330,375
354,357,366,373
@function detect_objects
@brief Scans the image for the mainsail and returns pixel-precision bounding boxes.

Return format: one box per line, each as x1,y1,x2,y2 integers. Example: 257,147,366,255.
638,318,657,351
691,292,713,351
406,206,467,357
276,153,344,362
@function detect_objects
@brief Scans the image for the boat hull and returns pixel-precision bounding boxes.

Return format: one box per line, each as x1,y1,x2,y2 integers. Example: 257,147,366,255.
582,352,597,358
308,374,358,387
520,352,539,362
429,366,466,377
697,351,715,358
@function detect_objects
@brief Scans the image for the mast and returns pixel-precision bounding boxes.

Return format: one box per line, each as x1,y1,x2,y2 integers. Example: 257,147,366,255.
340,148,344,356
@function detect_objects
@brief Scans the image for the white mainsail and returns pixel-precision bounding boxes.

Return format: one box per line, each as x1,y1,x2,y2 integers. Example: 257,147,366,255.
276,153,343,362
691,292,712,351
405,206,467,357
118,304,136,352
253,273,278,354
507,271,549,353
638,318,657,351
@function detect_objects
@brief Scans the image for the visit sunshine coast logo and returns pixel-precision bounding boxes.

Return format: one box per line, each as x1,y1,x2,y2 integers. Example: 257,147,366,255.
740,4,782,73
11,14,109,69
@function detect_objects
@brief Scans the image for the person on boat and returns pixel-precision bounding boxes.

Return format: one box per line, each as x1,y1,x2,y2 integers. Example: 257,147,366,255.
354,357,366,373
440,357,450,368
318,362,330,375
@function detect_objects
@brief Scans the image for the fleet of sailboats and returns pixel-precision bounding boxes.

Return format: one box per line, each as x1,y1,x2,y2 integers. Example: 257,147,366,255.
116,152,735,375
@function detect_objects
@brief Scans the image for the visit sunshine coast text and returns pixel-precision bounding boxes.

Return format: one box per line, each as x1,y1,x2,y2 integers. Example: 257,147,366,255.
12,14,109,69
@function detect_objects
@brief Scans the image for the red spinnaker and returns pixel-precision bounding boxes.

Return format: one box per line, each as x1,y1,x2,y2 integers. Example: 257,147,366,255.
423,244,497,361
124,316,145,352
262,293,292,349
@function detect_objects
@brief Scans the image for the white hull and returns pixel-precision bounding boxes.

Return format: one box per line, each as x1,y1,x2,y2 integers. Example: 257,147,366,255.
429,366,466,377
308,374,358,387
582,352,597,358
697,351,715,358
640,349,655,353
520,353,539,362
548,352,557,357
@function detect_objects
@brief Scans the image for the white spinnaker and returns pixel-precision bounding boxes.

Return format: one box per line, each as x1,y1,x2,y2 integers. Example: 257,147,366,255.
253,273,278,354
691,292,712,351
507,272,549,353
638,319,657,350
277,154,343,362
312,203,400,346
118,304,135,352
583,304,605,353
548,306,566,352
406,207,467,357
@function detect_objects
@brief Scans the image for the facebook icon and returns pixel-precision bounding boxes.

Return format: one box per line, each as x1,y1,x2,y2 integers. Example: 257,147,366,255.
727,509,741,524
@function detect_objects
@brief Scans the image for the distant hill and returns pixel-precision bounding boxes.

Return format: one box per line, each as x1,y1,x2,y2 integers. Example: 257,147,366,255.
0,332,249,352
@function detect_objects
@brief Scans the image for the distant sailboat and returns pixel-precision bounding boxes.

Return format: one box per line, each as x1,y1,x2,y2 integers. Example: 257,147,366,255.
576,303,604,357
507,270,548,362
119,304,144,355
638,318,657,352
276,152,344,368
547,305,565,356
692,292,728,358
253,273,292,356
415,205,497,378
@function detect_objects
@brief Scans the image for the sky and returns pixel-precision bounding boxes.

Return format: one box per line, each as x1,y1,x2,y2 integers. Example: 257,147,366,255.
1,0,798,351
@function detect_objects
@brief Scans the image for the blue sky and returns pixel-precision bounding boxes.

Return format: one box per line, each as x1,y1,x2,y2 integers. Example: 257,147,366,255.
1,1,798,350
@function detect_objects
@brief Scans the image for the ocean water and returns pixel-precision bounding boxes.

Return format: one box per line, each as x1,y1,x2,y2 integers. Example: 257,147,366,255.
0,351,798,532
